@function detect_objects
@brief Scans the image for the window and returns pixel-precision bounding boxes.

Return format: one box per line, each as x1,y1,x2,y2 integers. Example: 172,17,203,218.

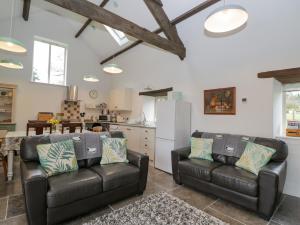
283,83,300,129
104,25,129,46
32,37,67,86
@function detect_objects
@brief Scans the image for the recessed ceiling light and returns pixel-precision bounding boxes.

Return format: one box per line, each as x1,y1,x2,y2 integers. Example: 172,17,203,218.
83,75,100,82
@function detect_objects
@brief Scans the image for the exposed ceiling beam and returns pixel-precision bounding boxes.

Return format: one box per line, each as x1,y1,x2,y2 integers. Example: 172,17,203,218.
23,0,31,21
75,0,110,38
46,0,186,59
144,0,184,46
258,67,300,84
100,0,221,65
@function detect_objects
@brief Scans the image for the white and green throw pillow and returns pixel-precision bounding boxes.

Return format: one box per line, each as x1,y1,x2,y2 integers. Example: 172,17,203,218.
235,142,276,175
37,140,78,177
189,137,214,162
100,138,129,165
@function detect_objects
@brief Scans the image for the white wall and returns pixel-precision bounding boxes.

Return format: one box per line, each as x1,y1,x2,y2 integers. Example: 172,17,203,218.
112,0,300,138
0,8,111,130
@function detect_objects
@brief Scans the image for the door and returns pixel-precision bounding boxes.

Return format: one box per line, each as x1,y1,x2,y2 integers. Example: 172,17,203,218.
155,138,175,174
156,101,175,140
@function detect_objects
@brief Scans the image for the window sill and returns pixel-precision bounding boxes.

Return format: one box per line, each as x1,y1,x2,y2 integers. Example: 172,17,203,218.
30,81,67,88
276,135,300,141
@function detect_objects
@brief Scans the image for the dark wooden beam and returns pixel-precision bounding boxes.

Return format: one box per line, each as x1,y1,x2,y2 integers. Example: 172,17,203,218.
75,0,110,38
46,0,185,59
258,67,300,84
144,0,184,46
23,0,31,21
139,87,173,97
100,0,221,64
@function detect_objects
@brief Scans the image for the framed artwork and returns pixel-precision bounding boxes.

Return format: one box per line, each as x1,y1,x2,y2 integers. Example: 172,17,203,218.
204,87,236,115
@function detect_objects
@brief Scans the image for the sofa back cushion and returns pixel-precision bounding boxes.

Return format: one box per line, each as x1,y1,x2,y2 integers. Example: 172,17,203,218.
20,131,122,167
21,135,51,162
191,131,288,165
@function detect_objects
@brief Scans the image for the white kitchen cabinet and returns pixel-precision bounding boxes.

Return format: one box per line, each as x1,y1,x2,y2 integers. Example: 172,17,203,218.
109,88,132,111
119,126,141,152
140,128,155,161
118,125,156,162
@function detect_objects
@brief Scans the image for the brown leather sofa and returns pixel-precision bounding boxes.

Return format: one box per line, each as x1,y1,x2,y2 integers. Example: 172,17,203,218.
20,132,149,225
172,131,288,220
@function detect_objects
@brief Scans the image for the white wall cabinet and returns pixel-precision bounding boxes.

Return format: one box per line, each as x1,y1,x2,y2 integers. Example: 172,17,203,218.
109,88,132,111
118,125,156,162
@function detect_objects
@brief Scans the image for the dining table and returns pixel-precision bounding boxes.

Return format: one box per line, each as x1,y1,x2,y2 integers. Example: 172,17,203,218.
0,129,90,181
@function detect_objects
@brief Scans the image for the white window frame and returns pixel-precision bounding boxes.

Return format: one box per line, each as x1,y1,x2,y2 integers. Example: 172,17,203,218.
32,36,68,86
104,25,129,46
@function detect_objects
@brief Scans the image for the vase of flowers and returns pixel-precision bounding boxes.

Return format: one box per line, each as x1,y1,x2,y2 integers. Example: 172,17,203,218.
48,118,60,133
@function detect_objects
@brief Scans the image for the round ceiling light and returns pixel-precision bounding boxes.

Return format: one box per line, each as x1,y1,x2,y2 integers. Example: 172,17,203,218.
0,59,23,69
83,75,100,82
103,63,123,74
204,5,248,34
0,37,27,53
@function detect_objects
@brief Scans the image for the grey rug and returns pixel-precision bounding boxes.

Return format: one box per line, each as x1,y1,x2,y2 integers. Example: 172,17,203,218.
84,192,228,225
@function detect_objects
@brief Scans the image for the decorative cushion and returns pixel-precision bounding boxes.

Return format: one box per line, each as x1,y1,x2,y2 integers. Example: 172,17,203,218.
235,142,276,175
189,137,214,162
100,138,128,165
37,140,78,176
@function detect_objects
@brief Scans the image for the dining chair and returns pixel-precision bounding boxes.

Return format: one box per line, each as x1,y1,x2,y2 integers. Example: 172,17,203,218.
26,121,52,136
61,122,83,134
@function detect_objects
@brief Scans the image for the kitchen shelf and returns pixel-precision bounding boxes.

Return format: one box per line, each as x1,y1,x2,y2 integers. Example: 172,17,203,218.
0,83,16,131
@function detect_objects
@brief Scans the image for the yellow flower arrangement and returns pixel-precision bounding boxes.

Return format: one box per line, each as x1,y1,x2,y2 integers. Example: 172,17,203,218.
48,118,60,125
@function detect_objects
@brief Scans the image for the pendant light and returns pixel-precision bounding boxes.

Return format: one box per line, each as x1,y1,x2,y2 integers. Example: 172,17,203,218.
204,1,248,34
83,75,100,82
0,0,27,53
0,59,23,70
103,63,123,74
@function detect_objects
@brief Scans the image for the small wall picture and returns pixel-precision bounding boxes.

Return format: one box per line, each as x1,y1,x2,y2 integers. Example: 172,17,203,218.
204,87,236,115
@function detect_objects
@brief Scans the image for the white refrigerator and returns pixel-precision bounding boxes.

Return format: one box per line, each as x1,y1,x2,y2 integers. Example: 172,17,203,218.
155,100,191,173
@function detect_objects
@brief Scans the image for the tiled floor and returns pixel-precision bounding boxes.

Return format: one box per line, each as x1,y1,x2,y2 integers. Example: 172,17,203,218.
0,158,299,225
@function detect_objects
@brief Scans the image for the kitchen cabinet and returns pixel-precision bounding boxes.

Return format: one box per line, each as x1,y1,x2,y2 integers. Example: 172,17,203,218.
109,88,132,111
118,125,156,163
119,126,141,152
0,83,17,131
140,128,155,161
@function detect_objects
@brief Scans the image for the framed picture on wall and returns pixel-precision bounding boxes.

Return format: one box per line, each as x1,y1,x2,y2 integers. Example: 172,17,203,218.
204,87,236,115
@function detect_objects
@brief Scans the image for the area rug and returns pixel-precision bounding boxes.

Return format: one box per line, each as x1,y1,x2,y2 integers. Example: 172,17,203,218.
84,192,228,225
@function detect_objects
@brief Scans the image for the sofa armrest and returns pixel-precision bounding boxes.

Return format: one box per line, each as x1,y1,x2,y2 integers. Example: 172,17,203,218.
258,160,287,219
21,161,48,225
171,147,191,184
127,150,149,194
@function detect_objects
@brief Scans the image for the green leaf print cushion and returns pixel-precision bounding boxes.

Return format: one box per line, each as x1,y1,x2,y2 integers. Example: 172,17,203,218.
189,137,214,162
37,140,78,177
235,142,276,175
100,138,129,165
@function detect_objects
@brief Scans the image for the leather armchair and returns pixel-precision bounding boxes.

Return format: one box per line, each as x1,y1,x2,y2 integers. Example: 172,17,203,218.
258,161,287,219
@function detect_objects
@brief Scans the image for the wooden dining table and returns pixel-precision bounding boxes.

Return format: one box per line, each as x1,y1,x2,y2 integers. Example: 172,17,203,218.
0,129,90,181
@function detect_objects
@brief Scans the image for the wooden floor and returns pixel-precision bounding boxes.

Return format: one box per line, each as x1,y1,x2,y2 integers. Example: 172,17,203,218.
0,157,299,225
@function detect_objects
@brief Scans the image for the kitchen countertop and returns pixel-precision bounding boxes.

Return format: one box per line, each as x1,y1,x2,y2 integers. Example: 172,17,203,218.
85,121,156,129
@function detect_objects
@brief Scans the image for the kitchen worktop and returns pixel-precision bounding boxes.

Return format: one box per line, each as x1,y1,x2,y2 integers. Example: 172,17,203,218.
84,121,156,129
